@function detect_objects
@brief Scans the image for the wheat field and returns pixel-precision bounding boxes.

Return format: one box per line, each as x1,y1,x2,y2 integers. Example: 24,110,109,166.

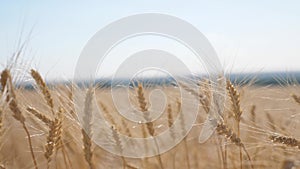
0,66,300,169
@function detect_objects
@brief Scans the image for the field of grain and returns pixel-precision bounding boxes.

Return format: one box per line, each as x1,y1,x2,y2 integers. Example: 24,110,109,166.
0,68,300,169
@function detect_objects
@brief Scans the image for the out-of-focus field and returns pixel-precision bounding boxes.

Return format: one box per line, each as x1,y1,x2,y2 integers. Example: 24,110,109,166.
1,82,300,169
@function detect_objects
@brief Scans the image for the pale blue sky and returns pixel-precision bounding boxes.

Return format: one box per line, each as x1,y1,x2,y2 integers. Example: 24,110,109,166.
0,1,300,80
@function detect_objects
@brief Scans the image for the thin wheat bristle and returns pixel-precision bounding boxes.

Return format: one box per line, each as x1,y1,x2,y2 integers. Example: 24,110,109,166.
180,82,205,102
269,135,300,149
266,112,276,131
100,101,132,137
30,69,54,113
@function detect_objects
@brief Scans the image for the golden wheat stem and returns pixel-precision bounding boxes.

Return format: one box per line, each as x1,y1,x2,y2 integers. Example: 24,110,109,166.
56,108,72,169
176,99,191,169
216,122,254,169
224,143,228,169
22,123,38,169
1,69,38,169
226,80,243,169
167,103,176,169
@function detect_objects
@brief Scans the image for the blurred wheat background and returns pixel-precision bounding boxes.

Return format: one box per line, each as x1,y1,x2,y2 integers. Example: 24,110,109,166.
0,58,300,169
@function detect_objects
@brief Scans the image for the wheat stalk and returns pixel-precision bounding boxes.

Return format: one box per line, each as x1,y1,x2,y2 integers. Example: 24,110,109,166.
216,122,254,169
166,103,176,169
226,80,243,169
136,83,164,169
176,99,191,169
1,69,38,169
30,69,71,168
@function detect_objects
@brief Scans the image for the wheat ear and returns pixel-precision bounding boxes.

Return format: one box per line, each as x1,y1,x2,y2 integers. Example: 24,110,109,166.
269,134,299,149
291,94,300,105
0,71,8,94
30,69,54,115
199,79,211,114
136,83,164,169
250,105,256,123
99,101,116,126
216,122,254,169
167,104,175,140
226,80,243,169
1,69,38,169
167,103,176,169
111,126,127,169
82,88,94,169
27,106,52,125
176,99,191,169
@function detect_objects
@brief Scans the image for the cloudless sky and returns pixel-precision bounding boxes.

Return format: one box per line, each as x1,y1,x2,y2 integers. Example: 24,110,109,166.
0,1,300,80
